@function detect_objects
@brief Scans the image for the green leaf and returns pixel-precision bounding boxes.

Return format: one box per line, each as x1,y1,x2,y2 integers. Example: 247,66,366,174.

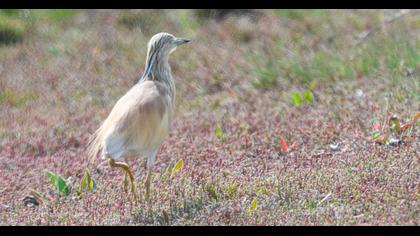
389,115,401,133
88,178,93,190
171,159,183,178
63,186,70,196
47,171,70,196
89,178,96,190
303,90,314,103
215,126,226,141
251,199,257,209
248,198,257,216
79,169,96,196
206,183,218,201
57,176,67,192
85,169,94,190
371,131,381,139
57,176,70,196
290,91,302,107
46,171,57,187
58,178,67,192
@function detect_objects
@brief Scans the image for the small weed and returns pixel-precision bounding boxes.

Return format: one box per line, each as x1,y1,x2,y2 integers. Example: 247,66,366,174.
226,180,238,199
255,185,269,196
248,198,257,216
46,171,71,196
303,198,318,210
205,182,219,201
290,90,315,107
303,90,314,103
171,159,184,179
215,125,226,142
369,112,419,145
290,91,302,107
76,168,96,197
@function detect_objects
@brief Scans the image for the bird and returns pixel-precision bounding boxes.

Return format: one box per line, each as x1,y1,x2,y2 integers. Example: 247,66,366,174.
87,32,190,200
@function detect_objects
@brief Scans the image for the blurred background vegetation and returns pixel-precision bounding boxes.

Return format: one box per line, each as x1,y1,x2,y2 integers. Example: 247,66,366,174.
0,9,418,126
1,10,418,113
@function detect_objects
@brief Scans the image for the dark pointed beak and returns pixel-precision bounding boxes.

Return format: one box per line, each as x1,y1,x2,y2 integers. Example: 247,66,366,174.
175,38,190,45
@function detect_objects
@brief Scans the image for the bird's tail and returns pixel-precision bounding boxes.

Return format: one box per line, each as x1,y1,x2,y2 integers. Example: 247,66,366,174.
86,123,105,166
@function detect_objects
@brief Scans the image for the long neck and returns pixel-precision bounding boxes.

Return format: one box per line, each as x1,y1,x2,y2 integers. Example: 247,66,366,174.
141,50,176,102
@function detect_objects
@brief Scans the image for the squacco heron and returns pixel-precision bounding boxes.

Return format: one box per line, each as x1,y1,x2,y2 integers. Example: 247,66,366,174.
87,32,190,200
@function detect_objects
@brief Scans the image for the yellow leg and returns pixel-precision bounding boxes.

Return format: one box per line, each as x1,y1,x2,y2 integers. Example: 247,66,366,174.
108,159,137,201
123,171,128,193
145,169,152,202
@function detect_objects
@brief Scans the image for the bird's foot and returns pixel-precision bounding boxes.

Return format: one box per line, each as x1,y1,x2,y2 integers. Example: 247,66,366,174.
108,159,138,202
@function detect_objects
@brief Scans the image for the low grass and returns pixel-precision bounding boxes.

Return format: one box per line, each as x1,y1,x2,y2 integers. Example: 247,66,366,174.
0,14,26,45
0,89,38,108
28,9,78,23
0,10,78,45
0,10,418,226
118,10,163,33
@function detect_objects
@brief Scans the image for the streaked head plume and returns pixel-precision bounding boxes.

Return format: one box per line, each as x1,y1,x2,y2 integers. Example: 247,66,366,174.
139,32,190,83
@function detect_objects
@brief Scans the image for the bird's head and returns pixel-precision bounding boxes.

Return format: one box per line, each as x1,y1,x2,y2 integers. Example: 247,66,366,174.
147,32,190,57
140,32,189,82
